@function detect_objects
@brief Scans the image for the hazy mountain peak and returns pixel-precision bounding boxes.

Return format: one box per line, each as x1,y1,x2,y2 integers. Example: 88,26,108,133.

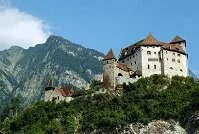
7,46,24,52
46,35,71,45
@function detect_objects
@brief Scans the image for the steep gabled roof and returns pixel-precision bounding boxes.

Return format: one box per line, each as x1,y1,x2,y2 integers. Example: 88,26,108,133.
118,39,143,60
170,35,185,43
161,42,186,54
103,48,116,61
139,34,161,46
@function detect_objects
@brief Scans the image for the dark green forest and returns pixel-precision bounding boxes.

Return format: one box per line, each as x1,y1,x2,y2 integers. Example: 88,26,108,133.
0,75,199,134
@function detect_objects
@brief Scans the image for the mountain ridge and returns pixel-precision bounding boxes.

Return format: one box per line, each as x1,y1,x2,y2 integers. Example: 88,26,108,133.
0,35,104,110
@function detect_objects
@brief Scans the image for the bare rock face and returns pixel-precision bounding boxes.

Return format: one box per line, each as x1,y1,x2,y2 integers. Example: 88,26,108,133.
183,110,199,134
93,120,186,134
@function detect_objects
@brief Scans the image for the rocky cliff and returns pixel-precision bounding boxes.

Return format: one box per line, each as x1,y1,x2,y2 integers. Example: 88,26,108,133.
0,35,104,109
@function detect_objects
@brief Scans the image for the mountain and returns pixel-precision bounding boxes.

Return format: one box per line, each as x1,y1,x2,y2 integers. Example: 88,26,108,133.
189,69,198,79
0,35,104,109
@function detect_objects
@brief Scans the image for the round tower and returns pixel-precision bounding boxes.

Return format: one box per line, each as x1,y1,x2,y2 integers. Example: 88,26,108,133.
44,79,55,101
102,49,116,90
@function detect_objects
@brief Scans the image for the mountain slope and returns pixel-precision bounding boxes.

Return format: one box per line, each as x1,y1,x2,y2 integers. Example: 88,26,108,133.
189,69,198,79
0,35,104,108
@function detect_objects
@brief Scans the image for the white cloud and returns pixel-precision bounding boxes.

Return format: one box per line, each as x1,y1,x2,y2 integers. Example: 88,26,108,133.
0,1,51,50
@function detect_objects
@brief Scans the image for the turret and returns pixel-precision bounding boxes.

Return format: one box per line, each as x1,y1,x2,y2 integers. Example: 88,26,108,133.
102,49,116,89
170,35,186,52
44,79,55,101
45,79,55,91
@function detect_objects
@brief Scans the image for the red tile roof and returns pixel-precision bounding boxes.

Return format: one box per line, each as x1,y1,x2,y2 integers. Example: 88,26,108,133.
139,34,161,46
103,48,116,61
116,62,133,72
119,34,186,60
54,86,83,97
170,35,185,43
161,42,186,54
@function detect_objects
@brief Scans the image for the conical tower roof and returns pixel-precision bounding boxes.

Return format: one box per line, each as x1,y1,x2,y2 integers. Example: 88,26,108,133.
170,35,185,43
140,34,161,46
103,49,116,61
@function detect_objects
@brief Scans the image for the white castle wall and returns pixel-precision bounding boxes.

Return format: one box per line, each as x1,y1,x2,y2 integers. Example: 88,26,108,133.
141,46,162,77
115,76,139,85
44,88,73,103
162,50,188,77
119,48,142,72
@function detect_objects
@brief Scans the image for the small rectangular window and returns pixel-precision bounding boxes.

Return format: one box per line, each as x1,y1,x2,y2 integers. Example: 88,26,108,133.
131,63,132,65
122,60,124,63
172,58,175,62
173,52,175,55
154,65,156,69
135,61,136,64
154,52,157,54
177,54,180,57
178,59,180,63
148,64,150,69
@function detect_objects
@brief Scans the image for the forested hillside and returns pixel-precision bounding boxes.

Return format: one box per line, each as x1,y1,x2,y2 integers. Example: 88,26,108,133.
1,75,198,134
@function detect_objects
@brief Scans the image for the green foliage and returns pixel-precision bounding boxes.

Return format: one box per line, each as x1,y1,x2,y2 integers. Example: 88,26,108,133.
0,75,199,133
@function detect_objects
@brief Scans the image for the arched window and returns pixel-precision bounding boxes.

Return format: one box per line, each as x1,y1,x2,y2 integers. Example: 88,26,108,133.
118,73,123,76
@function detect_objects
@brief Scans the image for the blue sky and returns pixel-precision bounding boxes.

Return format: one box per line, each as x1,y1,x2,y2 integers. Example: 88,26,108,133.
1,0,199,76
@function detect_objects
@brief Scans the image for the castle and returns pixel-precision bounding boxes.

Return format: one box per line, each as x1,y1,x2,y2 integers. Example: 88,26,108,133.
44,80,83,103
103,34,188,89
44,34,189,101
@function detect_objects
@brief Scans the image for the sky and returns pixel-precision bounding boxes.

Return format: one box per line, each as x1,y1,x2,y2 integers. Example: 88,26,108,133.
0,0,199,76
